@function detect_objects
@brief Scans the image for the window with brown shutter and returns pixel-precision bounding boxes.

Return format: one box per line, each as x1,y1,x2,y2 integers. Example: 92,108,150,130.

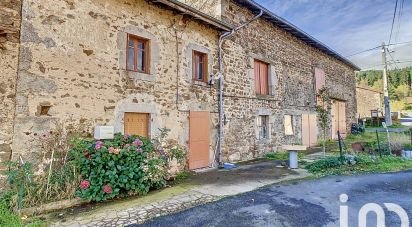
254,60,269,95
192,51,208,82
127,34,150,74
124,112,149,138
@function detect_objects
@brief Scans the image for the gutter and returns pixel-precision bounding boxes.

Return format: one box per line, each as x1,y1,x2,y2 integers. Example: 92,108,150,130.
217,8,263,167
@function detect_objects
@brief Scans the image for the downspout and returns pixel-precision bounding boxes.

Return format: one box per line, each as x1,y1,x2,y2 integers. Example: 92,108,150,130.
217,9,263,167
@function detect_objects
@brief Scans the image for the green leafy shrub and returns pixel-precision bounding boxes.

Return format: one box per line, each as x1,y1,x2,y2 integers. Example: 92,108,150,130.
305,157,342,173
71,133,167,202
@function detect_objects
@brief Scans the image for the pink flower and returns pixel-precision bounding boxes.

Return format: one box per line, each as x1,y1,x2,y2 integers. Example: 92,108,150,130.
133,139,143,147
103,184,112,194
95,141,104,150
80,180,90,189
108,147,120,155
123,134,129,140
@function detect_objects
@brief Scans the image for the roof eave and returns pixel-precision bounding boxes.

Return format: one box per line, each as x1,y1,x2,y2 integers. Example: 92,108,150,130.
233,0,361,71
147,0,233,32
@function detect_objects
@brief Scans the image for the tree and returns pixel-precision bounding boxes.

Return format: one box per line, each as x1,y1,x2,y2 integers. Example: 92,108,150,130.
316,87,332,156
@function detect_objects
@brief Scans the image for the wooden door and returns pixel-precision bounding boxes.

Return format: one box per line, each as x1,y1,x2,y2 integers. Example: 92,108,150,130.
302,114,318,147
189,111,210,170
338,101,347,137
331,100,347,139
331,102,339,139
124,112,149,137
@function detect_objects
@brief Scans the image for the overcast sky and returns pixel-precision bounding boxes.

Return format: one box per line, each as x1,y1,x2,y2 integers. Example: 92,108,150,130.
255,0,412,70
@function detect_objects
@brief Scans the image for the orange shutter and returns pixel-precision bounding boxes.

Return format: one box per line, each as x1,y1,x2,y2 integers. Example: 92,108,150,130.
261,63,269,95
124,113,149,137
254,60,261,93
254,60,269,95
315,68,326,92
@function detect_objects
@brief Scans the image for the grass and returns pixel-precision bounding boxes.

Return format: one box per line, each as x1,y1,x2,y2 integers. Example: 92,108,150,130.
0,193,45,227
306,155,412,177
170,171,192,185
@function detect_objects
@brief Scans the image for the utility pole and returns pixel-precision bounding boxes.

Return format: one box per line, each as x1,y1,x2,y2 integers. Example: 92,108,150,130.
382,42,392,126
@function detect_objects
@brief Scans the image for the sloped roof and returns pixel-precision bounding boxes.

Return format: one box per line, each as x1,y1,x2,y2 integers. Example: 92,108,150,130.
148,0,232,31
149,0,360,70
233,0,360,70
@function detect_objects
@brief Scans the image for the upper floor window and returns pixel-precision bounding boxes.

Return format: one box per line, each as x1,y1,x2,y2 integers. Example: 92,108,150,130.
127,34,149,73
192,51,208,82
314,67,326,92
254,60,269,95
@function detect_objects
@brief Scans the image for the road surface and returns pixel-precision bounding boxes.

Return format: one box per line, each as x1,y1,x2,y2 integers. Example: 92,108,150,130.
134,171,412,227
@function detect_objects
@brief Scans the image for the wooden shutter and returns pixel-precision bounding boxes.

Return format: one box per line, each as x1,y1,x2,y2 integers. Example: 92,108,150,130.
254,60,261,93
338,101,347,136
315,68,326,92
302,114,318,147
189,111,210,170
261,63,269,95
124,113,149,137
254,60,269,95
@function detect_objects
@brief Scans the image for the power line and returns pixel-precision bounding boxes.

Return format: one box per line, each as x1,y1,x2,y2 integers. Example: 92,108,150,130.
388,0,399,44
345,46,380,58
345,41,412,58
388,40,412,46
387,48,400,70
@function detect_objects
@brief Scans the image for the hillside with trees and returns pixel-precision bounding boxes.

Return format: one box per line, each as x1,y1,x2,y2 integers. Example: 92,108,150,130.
356,67,412,111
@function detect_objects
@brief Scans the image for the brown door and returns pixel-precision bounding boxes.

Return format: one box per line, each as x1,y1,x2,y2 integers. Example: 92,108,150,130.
124,112,149,137
302,114,318,147
189,111,210,170
331,100,347,139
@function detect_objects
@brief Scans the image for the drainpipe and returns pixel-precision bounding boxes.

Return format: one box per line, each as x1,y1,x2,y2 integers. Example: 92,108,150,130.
217,9,263,167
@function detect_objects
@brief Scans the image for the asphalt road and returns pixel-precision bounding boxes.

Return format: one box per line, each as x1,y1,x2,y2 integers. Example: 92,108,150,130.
132,171,412,227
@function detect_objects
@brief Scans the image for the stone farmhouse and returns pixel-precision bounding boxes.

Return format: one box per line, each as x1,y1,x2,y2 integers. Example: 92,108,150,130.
0,0,359,170
356,86,383,119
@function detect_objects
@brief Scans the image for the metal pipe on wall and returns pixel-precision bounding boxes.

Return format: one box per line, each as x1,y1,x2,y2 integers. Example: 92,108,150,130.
216,8,263,167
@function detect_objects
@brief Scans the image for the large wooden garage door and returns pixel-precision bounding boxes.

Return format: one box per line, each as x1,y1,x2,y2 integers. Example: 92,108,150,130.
302,114,318,147
331,100,347,139
124,112,149,137
189,111,210,170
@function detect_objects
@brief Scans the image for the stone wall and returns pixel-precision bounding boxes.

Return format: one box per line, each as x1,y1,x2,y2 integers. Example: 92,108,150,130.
9,0,358,167
177,0,225,19
12,0,220,166
356,86,382,118
0,0,22,170
218,1,357,161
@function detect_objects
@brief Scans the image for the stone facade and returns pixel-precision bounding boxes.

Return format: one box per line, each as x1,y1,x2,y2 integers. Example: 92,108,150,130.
0,0,22,168
2,0,358,168
356,86,382,118
11,0,221,165
218,1,357,160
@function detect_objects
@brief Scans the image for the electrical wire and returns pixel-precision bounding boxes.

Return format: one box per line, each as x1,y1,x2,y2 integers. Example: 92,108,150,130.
388,0,399,45
345,41,412,58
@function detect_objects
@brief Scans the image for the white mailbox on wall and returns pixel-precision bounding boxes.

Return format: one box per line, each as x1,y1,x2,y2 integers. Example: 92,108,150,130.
94,126,114,140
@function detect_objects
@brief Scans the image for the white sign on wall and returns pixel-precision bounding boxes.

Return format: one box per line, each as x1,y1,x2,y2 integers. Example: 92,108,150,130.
94,126,114,140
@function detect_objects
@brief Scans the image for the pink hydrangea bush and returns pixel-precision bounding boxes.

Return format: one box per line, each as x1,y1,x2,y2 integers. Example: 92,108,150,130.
71,133,167,202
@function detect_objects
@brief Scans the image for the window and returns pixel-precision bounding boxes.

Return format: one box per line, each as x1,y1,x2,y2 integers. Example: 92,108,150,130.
124,112,149,138
314,68,326,92
127,35,149,73
284,115,294,135
257,115,269,139
192,51,208,82
254,60,269,95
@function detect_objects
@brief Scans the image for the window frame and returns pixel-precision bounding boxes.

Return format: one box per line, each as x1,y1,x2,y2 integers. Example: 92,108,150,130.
126,34,150,74
257,115,269,140
192,50,208,82
254,59,270,95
